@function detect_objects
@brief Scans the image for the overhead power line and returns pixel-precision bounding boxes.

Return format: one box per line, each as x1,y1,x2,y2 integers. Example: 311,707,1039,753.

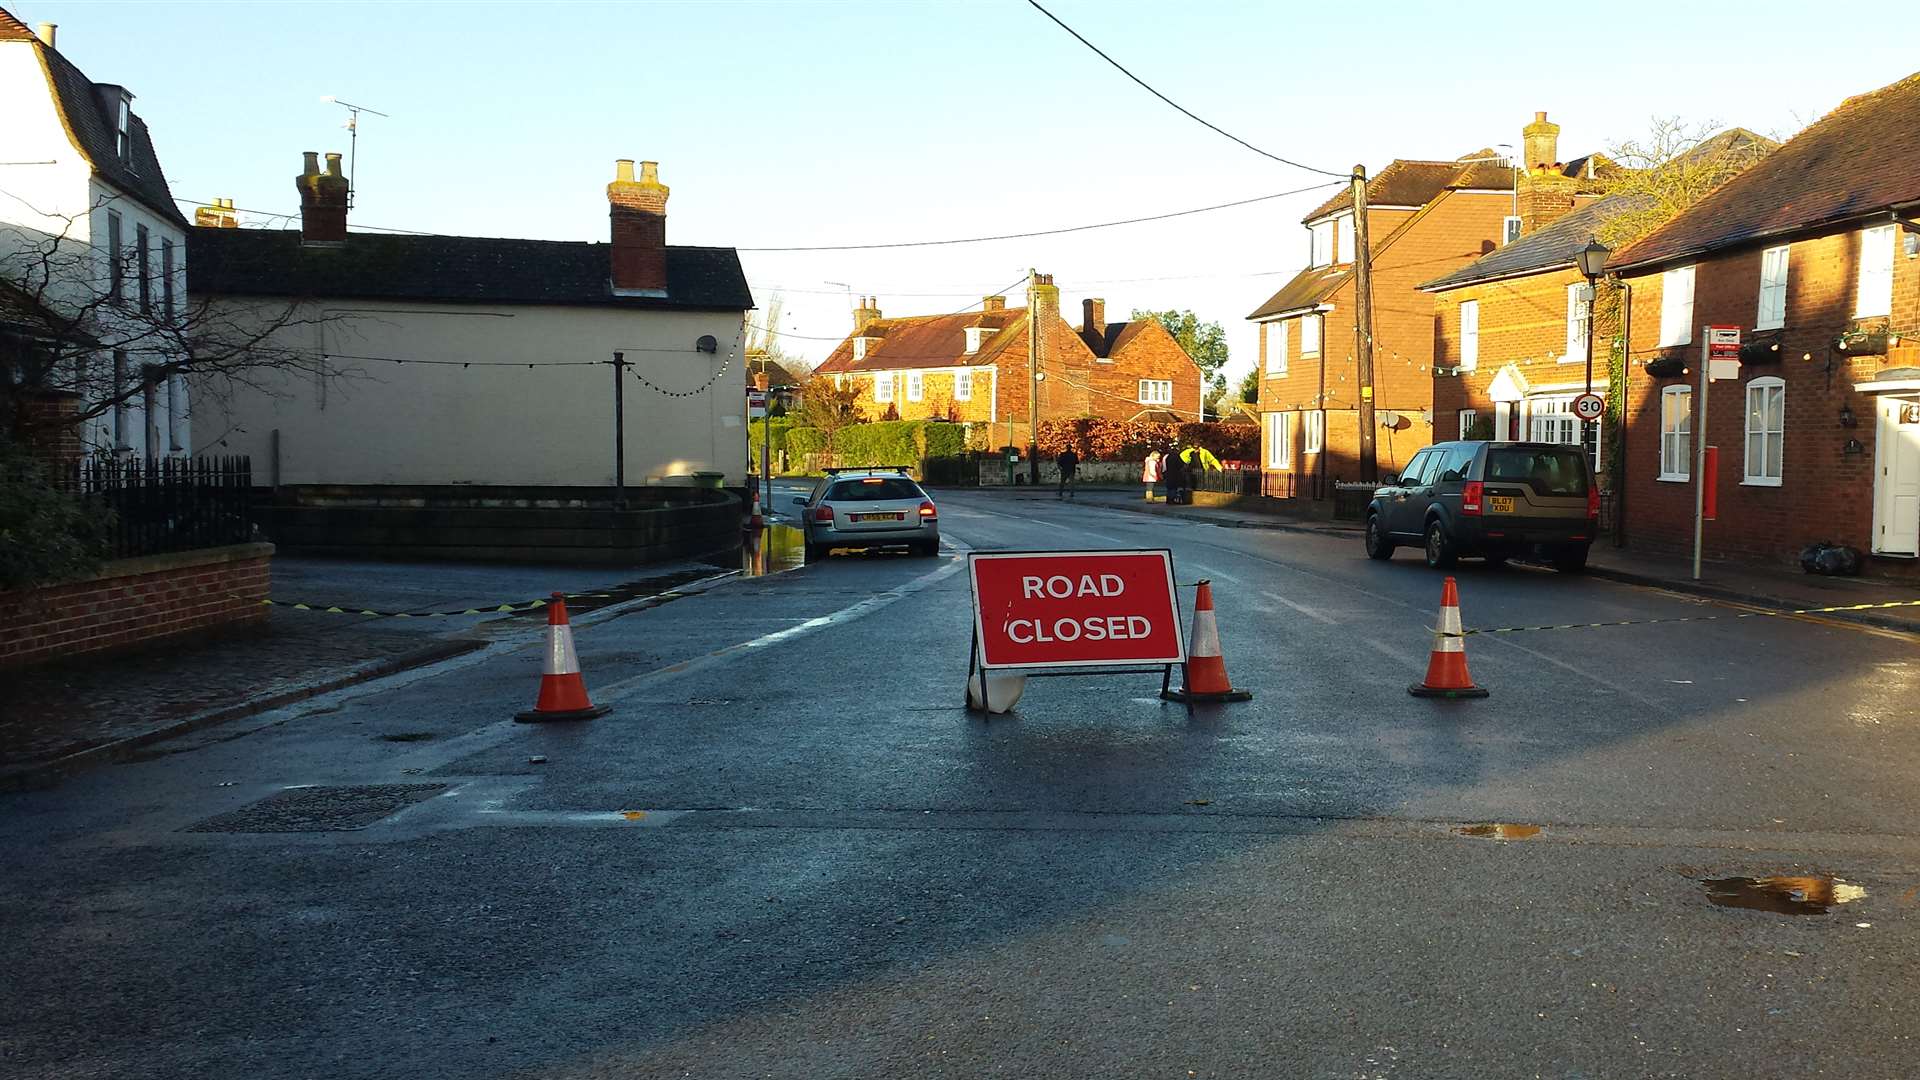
173,196,436,235
750,271,1033,346
739,182,1337,253
1024,0,1348,179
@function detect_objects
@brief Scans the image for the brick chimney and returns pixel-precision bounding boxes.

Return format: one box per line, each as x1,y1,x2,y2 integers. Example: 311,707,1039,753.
1522,111,1560,171
982,295,1006,313
1080,297,1106,352
608,159,669,295
1029,273,1059,326
194,198,239,229
294,151,348,243
853,296,882,333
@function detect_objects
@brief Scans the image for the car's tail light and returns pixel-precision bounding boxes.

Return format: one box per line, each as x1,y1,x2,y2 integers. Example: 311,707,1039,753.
812,505,835,523
1460,481,1484,516
1586,485,1600,520
918,501,938,519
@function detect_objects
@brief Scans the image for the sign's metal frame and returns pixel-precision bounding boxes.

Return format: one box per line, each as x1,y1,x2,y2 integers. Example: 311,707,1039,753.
964,549,1192,716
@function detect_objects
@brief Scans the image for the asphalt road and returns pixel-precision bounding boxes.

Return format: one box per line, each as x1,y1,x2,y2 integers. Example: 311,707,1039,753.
5,485,1918,1079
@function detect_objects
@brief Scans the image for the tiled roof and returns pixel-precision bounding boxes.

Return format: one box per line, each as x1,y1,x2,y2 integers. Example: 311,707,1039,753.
1611,75,1920,272
187,229,752,311
813,309,1024,374
1419,195,1650,291
1304,154,1609,222
0,7,35,39
27,33,189,227
1245,264,1348,321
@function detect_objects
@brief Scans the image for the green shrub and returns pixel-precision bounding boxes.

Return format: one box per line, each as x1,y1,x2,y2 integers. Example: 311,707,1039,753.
921,421,967,459
0,442,112,591
833,420,921,467
747,418,795,458
786,427,827,458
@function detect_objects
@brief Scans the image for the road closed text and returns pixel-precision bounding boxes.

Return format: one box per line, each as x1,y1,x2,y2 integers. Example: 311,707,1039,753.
969,551,1186,668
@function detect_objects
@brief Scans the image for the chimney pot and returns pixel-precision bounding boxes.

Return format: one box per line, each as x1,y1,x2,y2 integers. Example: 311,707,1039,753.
302,151,319,178
324,152,343,177
1534,111,1547,123
295,150,349,243
35,22,55,47
640,161,660,184
615,159,635,182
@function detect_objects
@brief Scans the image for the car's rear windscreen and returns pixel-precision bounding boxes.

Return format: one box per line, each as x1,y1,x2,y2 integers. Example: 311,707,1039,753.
1484,447,1589,497
827,478,923,501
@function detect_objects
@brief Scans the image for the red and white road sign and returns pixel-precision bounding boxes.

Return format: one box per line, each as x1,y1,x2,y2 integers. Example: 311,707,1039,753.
1571,392,1604,422
747,390,768,418
1706,324,1742,382
968,550,1186,669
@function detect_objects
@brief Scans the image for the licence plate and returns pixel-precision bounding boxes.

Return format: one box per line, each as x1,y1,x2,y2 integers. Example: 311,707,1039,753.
851,512,904,522
1488,496,1516,514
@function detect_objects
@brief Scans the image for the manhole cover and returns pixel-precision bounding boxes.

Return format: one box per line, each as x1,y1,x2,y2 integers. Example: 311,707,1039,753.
186,784,446,833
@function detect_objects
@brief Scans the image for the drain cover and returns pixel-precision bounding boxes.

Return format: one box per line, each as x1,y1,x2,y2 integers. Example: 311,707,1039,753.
187,784,446,833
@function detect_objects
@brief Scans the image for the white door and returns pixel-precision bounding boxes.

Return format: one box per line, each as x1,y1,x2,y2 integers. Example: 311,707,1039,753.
1873,397,1920,555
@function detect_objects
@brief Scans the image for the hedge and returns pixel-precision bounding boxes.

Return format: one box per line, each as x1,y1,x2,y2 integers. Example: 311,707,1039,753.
747,418,795,458
1037,418,1258,462
780,420,970,471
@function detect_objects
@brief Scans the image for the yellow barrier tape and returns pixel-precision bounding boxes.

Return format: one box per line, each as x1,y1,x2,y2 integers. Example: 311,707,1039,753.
252,591,629,619
1446,598,1920,637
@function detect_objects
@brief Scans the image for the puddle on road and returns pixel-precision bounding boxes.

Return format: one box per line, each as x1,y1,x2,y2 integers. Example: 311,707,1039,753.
733,524,807,577
1455,823,1542,840
1703,875,1867,915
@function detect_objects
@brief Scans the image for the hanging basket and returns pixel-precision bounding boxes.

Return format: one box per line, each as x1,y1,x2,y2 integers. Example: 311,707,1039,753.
1835,326,1890,356
1740,337,1784,365
1642,353,1686,379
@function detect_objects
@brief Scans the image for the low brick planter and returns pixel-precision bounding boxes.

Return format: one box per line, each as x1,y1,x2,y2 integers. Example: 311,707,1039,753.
0,543,273,669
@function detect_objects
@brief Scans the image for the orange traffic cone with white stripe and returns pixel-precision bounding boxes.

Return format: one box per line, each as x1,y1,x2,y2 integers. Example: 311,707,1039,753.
1409,576,1488,699
514,592,612,721
747,489,764,529
1163,580,1252,704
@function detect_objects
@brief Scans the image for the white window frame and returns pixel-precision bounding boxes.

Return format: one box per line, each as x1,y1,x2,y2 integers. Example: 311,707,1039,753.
954,368,972,402
1743,376,1785,487
905,371,923,402
1266,321,1288,375
1304,410,1324,454
1459,301,1479,371
852,338,868,362
1659,384,1692,481
1335,213,1354,264
873,371,893,403
115,95,132,162
1301,313,1322,357
1309,220,1333,268
106,211,123,305
1137,379,1173,405
1856,224,1895,319
1658,264,1695,347
1265,411,1293,469
1564,283,1590,364
1527,393,1602,473
964,326,988,353
1756,244,1789,331
1502,216,1522,246
1458,408,1478,439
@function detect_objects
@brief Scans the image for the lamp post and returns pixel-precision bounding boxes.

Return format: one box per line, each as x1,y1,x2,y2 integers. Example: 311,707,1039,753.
1575,239,1611,461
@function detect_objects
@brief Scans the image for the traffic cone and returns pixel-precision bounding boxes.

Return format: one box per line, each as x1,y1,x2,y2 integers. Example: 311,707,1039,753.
514,593,612,721
747,490,764,529
1163,580,1252,703
1409,576,1489,699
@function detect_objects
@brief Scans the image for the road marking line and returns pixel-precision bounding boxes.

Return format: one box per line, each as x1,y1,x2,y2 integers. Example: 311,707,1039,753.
1262,589,1337,625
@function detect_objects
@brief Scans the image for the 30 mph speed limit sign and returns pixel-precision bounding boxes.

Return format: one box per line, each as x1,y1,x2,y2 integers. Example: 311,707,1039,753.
1572,393,1605,422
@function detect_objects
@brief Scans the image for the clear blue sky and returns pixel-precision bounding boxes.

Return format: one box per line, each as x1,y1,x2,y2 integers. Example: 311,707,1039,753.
19,0,1920,383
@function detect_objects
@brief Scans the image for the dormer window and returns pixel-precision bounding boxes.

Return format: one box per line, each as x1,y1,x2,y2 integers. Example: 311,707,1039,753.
1335,213,1354,264
852,338,868,362
964,326,989,353
115,94,132,162
1309,219,1334,267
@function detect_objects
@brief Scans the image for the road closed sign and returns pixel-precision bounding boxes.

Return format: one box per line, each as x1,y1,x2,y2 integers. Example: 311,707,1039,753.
968,550,1186,669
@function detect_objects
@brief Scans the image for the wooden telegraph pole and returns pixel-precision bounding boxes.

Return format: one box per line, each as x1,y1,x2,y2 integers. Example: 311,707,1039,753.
1351,165,1378,482
1027,268,1040,486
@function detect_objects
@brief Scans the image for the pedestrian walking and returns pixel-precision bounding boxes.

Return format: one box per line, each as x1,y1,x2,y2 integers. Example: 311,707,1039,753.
1141,450,1163,501
1056,448,1080,500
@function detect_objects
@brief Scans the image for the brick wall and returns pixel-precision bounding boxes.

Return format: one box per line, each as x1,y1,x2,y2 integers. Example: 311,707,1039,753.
1432,265,1606,437
0,543,273,669
1258,192,1514,497
1619,225,1920,575
14,393,86,470
1086,320,1204,421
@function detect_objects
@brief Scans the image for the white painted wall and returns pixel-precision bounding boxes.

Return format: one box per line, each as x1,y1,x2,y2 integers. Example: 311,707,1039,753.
0,37,190,458
190,298,749,487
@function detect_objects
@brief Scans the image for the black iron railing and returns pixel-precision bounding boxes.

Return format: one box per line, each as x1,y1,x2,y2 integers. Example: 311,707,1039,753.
61,455,256,559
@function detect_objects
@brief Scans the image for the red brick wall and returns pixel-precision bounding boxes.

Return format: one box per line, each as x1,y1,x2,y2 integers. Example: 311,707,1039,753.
1258,192,1515,497
0,543,273,669
1619,225,1920,576
1432,266,1602,434
1086,320,1204,421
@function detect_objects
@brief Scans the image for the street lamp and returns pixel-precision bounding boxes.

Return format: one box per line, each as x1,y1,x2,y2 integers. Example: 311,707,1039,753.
1576,238,1611,461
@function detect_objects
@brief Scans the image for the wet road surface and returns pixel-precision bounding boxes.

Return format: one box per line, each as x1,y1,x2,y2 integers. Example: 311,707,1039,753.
4,485,1917,1078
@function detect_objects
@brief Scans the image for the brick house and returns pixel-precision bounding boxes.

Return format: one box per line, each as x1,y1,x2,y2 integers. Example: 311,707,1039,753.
1247,113,1608,502
811,274,1203,437
1423,196,1640,466
1607,72,1920,572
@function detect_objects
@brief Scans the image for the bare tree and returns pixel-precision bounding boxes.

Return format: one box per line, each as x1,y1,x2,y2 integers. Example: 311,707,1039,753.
0,191,342,451
1594,118,1778,252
